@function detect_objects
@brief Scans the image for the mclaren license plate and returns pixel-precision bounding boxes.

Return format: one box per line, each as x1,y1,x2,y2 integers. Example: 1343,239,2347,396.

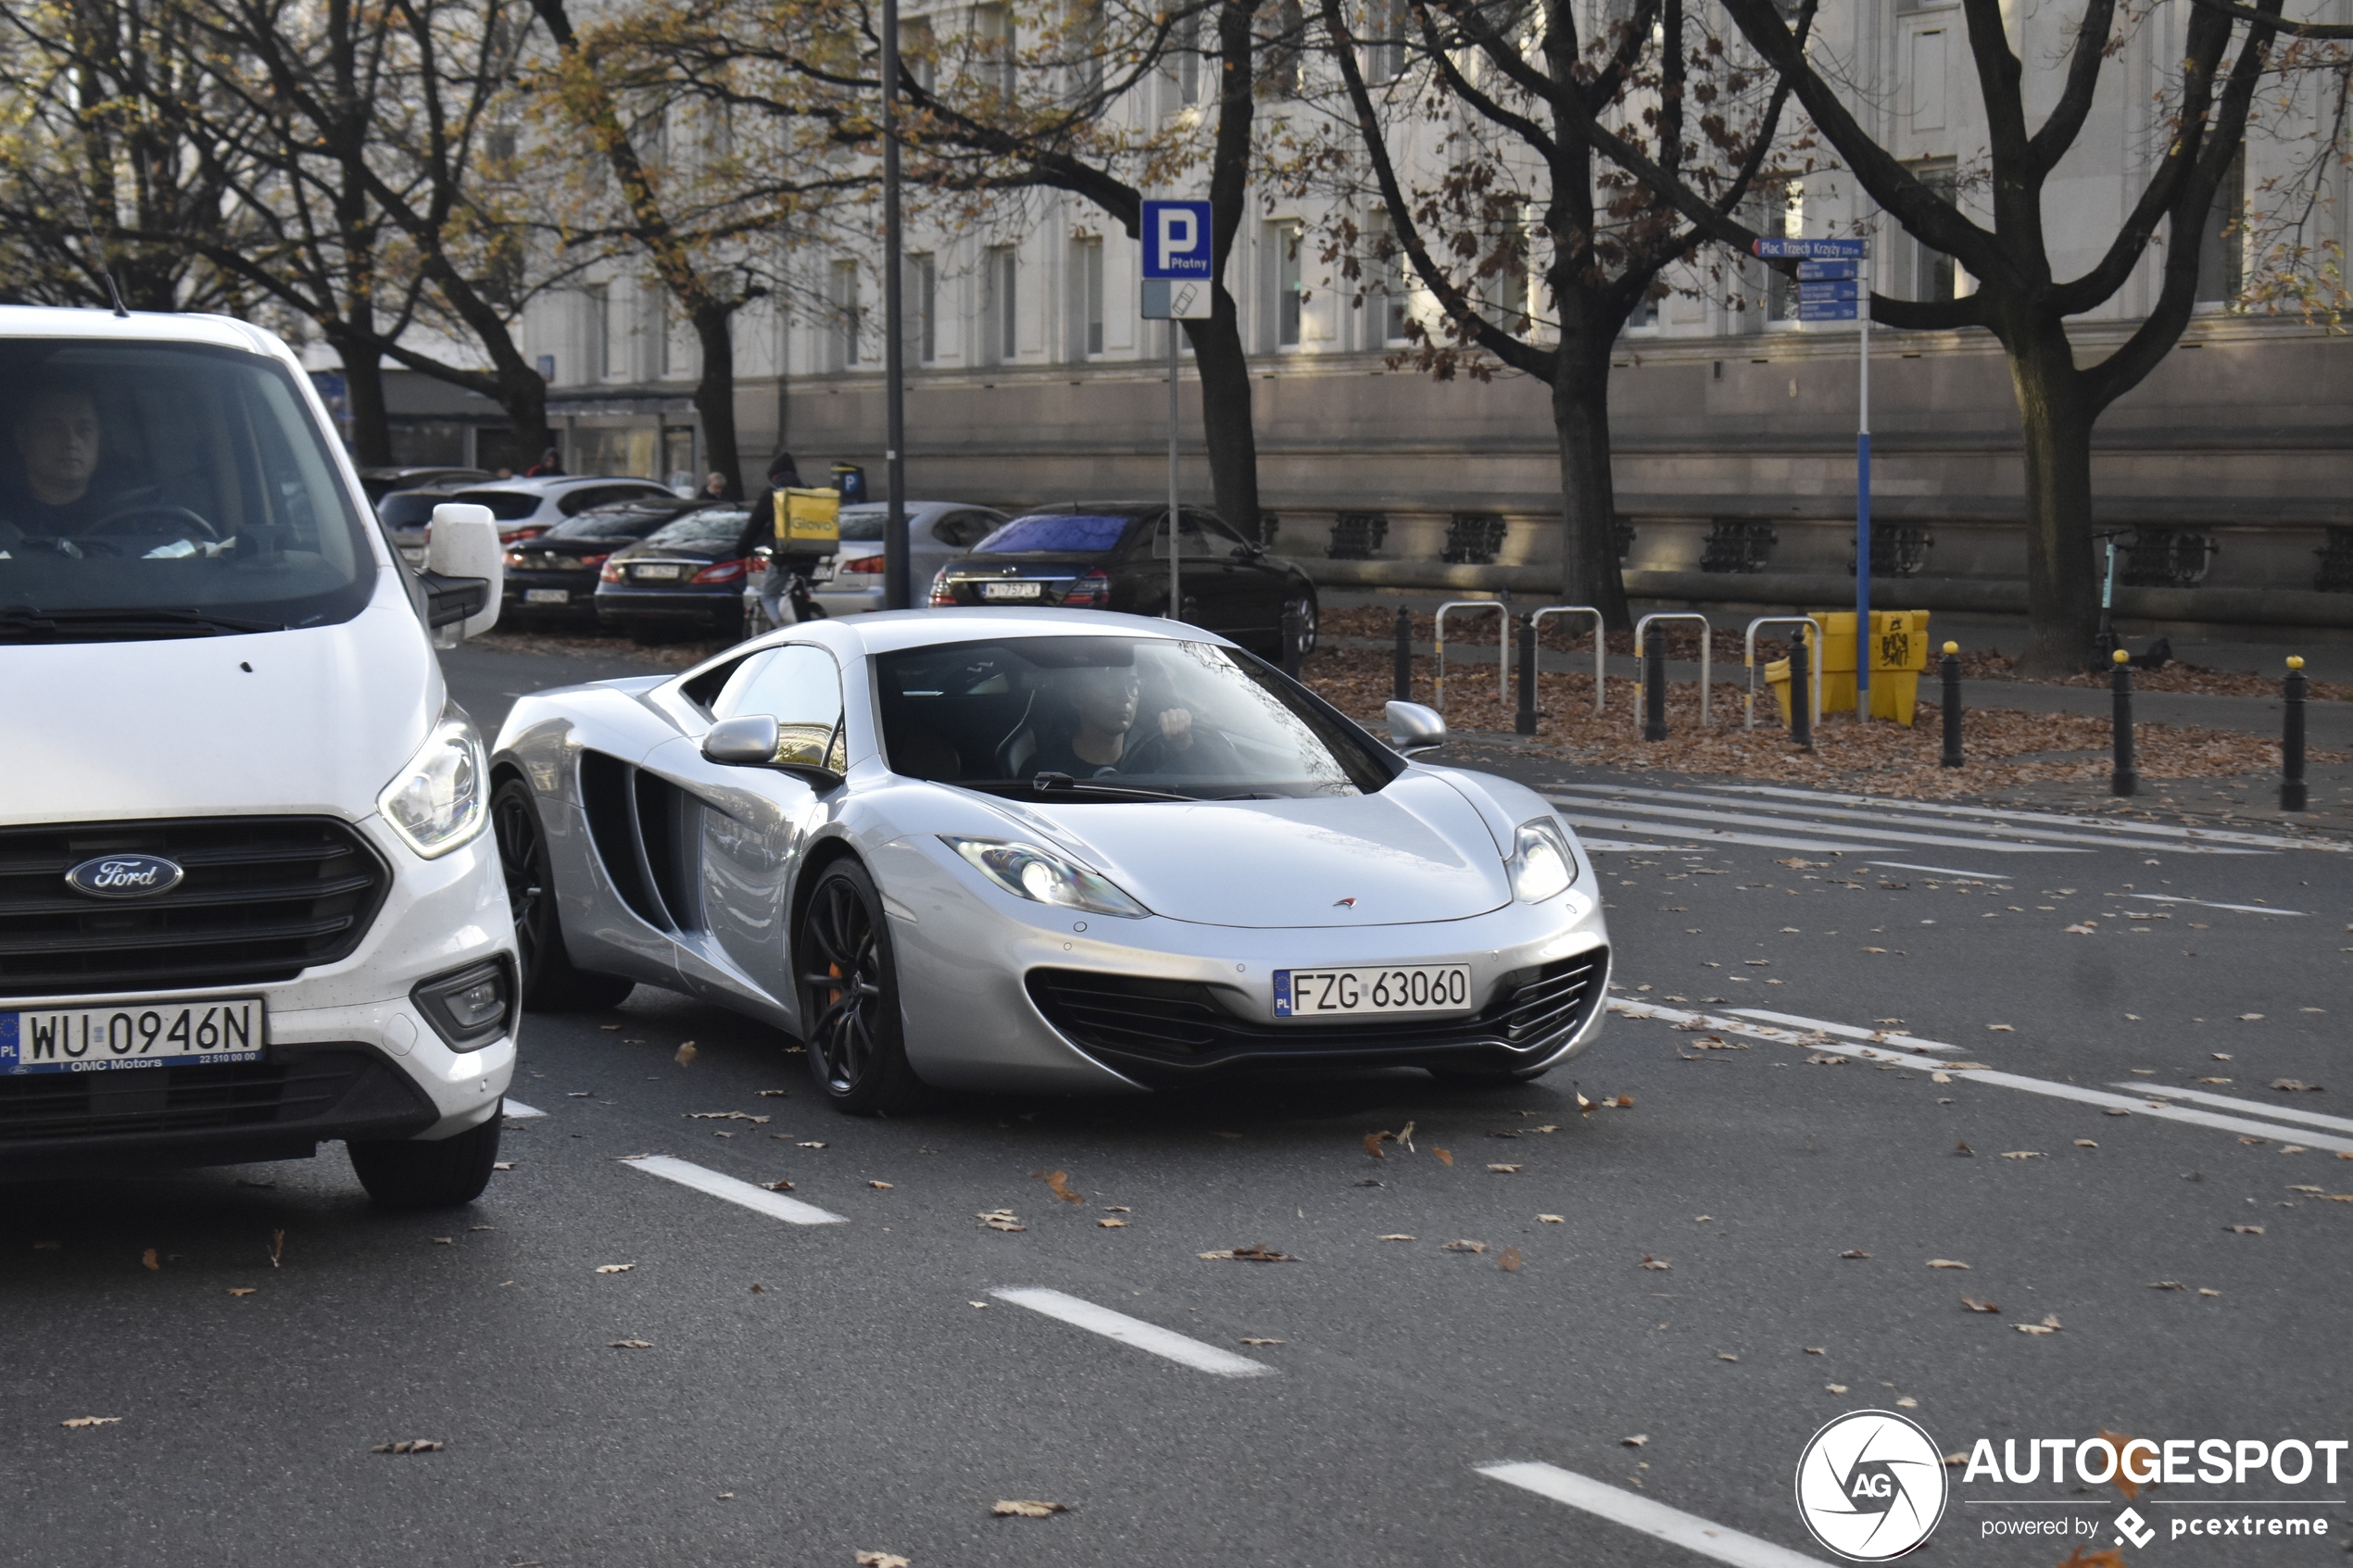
1,997,265,1074
979,581,1042,600
1273,966,1471,1018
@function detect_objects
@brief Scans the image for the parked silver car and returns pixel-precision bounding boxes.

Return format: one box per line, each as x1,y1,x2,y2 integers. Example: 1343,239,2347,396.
807,500,1009,615
489,610,1609,1113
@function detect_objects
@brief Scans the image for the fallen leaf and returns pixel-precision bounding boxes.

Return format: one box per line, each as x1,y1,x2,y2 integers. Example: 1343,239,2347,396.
2000,1150,2046,1160
1639,1254,1670,1271
1987,1023,2015,1032
2225,1224,2264,1235
1538,1214,1564,1223
595,1263,635,1273
1239,1337,1285,1346
609,1339,653,1349
60,1417,121,1428
2015,1323,2057,1336
1487,1163,1523,1173
2238,1013,2264,1022
1443,1239,1490,1253
977,1210,1026,1232
1946,1061,1994,1072
868,1181,893,1190
1961,1297,2000,1313
855,1554,912,1567
1931,1072,1951,1085
1432,1148,1453,1167
2065,923,2098,935
2101,1429,2145,1502
2074,1140,2098,1148
1804,1347,1825,1355
493,1161,513,1171
2200,1077,2233,1085
2042,1313,2062,1328
228,1287,257,1298
1621,1434,1649,1448
2239,1135,2267,1146
2272,1079,2323,1092
798,1141,827,1149
757,1088,790,1098
1927,1259,1971,1270
1105,1205,1131,1212
1362,1132,1390,1159
1841,1249,1871,1260
2197,1287,2221,1297
1199,1245,1296,1262
1532,1123,1563,1131
751,1284,766,1293
1498,1248,1522,1272
1032,1168,1084,1204
1805,1054,1848,1066
369,1440,443,1454
1717,1353,1739,1362
1827,1383,1849,1394
432,1236,453,1246
1378,1234,1417,1241
686,1111,770,1123
674,1042,698,1065
1577,1093,1595,1113
991,1499,1069,1519
2147,1280,2185,1290
1944,1452,1968,1466
141,1248,159,1271
1896,1397,1918,1409
1862,947,1888,954
763,1179,796,1191
2288,1185,2323,1194
1614,1095,1636,1108
1097,1217,1126,1228
1953,1142,1974,1157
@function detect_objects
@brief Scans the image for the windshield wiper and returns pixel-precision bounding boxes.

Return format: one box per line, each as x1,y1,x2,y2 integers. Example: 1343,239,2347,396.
0,607,286,641
950,774,1201,805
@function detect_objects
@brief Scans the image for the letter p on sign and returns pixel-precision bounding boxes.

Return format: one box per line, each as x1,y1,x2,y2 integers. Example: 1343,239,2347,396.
1144,200,1214,280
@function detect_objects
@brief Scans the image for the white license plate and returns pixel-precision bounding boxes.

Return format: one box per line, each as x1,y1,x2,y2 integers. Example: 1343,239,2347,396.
979,581,1042,600
524,588,570,604
1274,966,1472,1018
633,563,686,581
2,997,265,1074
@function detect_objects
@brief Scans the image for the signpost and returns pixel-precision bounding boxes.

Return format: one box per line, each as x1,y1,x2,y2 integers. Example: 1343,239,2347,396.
1755,235,1872,718
1141,199,1214,622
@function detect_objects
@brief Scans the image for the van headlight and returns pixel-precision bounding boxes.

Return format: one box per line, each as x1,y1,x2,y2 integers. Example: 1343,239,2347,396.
379,710,488,859
1509,817,1578,903
942,836,1149,918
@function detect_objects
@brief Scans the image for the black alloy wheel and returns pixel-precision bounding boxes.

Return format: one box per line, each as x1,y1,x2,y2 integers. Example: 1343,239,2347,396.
796,859,927,1114
491,778,635,1011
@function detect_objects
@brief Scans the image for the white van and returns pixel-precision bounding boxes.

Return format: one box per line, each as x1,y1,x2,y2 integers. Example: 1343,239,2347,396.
0,307,518,1208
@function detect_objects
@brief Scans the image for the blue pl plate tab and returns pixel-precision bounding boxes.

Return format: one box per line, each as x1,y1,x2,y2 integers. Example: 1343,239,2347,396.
1273,971,1294,1018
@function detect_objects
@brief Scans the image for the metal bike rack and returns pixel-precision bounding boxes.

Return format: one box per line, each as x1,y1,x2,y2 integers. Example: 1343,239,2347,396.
1529,605,1606,716
1632,612,1714,725
1434,599,1511,713
1743,616,1826,731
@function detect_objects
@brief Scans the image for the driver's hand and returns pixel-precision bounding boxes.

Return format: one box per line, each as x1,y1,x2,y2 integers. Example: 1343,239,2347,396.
1157,708,1193,748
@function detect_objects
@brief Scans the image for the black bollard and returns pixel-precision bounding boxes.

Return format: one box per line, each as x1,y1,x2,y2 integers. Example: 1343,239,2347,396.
1642,631,1667,742
2110,648,2137,797
1279,607,1303,677
1789,628,1814,751
1392,606,1413,702
1515,617,1538,735
2283,656,2309,812
1939,640,1964,768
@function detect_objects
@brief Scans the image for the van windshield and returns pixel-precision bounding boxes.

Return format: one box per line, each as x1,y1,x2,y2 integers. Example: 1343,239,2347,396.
0,339,375,638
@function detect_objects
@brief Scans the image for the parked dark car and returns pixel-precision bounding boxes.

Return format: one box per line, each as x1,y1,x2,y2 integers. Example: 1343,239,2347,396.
595,505,755,641
359,465,489,505
928,502,1315,658
502,496,705,623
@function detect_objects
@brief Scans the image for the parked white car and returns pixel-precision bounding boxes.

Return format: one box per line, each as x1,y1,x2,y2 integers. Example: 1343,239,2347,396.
808,500,1009,615
441,474,681,546
0,305,519,1208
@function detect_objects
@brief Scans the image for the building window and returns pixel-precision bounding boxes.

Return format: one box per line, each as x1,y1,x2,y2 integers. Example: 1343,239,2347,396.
831,258,862,370
1910,26,1947,132
1261,0,1303,96
1270,220,1303,348
1362,0,1405,83
911,252,937,363
1069,0,1103,97
1168,8,1202,107
987,244,1019,361
1075,236,1104,357
2197,148,2246,305
1894,159,1957,304
975,5,1016,98
586,282,613,380
1367,213,1411,344
900,19,937,94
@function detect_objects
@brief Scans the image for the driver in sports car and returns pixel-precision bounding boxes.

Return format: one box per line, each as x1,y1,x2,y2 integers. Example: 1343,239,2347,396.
1030,662,1200,780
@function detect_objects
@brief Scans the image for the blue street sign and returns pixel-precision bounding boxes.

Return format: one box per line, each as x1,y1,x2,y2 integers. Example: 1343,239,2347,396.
1798,279,1859,302
1798,299,1859,321
1797,260,1857,281
1142,200,1214,280
1753,237,1866,259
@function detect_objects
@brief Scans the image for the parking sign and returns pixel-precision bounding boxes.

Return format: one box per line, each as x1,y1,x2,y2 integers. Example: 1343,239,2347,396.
1143,200,1214,280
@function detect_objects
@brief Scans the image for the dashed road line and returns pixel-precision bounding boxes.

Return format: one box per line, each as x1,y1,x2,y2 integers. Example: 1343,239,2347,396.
1579,838,1687,853
2120,893,2310,917
1867,861,2015,881
623,1154,847,1225
1715,784,2335,854
503,1099,546,1119
1729,1009,1961,1053
2119,1085,2353,1137
1554,812,1887,856
1476,1462,1828,1567
988,1287,1277,1379
1606,1000,2353,1155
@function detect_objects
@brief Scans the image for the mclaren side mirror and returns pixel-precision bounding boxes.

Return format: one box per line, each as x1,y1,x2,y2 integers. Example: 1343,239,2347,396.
1385,700,1447,757
701,714,847,790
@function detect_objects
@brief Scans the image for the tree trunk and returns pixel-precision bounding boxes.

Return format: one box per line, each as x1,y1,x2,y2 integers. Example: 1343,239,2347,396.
497,367,556,471
336,341,395,467
2007,316,2099,676
690,300,742,496
1551,336,1632,629
1183,298,1264,542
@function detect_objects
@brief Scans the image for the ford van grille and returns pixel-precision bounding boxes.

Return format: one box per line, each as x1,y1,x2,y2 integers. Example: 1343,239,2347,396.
0,818,391,999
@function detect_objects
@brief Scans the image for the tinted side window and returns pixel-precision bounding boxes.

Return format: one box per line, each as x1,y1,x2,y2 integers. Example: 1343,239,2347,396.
713,645,848,772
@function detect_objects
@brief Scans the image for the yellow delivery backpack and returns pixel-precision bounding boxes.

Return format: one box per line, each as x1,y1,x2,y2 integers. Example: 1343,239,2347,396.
774,486,839,551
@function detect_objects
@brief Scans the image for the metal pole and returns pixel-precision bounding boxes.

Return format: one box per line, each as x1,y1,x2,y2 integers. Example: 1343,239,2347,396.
1392,606,1412,701
1515,616,1537,735
1789,629,1814,751
1856,245,1871,721
1642,632,1667,742
880,0,910,611
1167,323,1180,620
2283,656,2309,811
2110,648,2137,797
1939,640,1963,768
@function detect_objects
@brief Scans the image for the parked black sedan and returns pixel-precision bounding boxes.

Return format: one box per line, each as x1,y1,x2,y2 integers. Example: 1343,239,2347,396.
927,502,1316,657
595,505,755,642
502,495,706,624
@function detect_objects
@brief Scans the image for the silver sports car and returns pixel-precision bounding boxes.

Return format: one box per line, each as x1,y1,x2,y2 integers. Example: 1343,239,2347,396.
489,609,1610,1113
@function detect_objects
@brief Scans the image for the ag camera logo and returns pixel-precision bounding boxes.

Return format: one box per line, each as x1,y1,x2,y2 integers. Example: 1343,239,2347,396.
1795,1410,1949,1561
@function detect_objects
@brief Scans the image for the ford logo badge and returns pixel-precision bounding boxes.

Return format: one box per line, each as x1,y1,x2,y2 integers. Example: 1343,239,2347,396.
65,853,185,899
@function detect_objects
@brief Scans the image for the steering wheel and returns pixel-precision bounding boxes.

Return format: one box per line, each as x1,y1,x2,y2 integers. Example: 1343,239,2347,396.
82,504,222,543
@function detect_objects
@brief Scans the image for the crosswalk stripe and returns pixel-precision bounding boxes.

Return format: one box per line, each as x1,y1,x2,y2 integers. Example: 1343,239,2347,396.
1716,784,2339,853
1551,797,2088,855
1550,784,2259,855
623,1154,847,1225
1555,812,1889,856
2118,1085,2353,1136
989,1287,1277,1378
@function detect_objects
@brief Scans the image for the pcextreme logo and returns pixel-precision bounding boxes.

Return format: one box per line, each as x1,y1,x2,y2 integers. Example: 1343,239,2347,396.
1795,1410,1950,1561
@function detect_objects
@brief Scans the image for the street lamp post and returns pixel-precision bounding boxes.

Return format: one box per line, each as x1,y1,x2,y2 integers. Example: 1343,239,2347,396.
880,0,910,610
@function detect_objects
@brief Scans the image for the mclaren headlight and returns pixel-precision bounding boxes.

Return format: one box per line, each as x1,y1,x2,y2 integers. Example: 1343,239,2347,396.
942,836,1149,918
1509,817,1578,903
378,709,489,859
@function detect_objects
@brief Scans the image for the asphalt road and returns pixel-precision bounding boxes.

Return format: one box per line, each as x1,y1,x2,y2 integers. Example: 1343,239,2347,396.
4,643,2347,1568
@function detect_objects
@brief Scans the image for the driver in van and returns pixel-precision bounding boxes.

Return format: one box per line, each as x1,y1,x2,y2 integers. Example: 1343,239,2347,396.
1031,663,1197,779
3,381,110,538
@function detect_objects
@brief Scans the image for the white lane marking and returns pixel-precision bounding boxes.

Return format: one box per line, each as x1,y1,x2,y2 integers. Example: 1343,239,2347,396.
1729,1009,1961,1053
1476,1462,1828,1568
2119,1085,2353,1136
1554,813,1891,856
1868,861,2016,881
989,1287,1277,1378
623,1154,847,1225
1551,797,2088,855
1711,784,2334,853
502,1099,546,1119
2120,893,2310,917
1606,1000,2353,1155
1552,786,2234,855
1579,838,1688,853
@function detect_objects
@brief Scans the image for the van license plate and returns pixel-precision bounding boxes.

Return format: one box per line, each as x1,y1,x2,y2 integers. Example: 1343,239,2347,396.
980,581,1042,600
1,998,265,1074
1273,966,1471,1018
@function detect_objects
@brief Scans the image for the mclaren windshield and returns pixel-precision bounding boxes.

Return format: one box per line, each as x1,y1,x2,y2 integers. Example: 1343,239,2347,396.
0,340,375,639
875,634,1398,800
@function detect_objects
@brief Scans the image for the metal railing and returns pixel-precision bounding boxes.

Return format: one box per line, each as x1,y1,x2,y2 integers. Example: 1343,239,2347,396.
1529,605,1606,716
1633,612,1713,725
1743,616,1825,731
1434,599,1511,713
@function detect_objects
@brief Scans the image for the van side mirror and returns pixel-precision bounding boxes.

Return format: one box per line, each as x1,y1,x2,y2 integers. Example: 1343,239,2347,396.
701,714,846,790
1385,700,1447,757
422,503,502,643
